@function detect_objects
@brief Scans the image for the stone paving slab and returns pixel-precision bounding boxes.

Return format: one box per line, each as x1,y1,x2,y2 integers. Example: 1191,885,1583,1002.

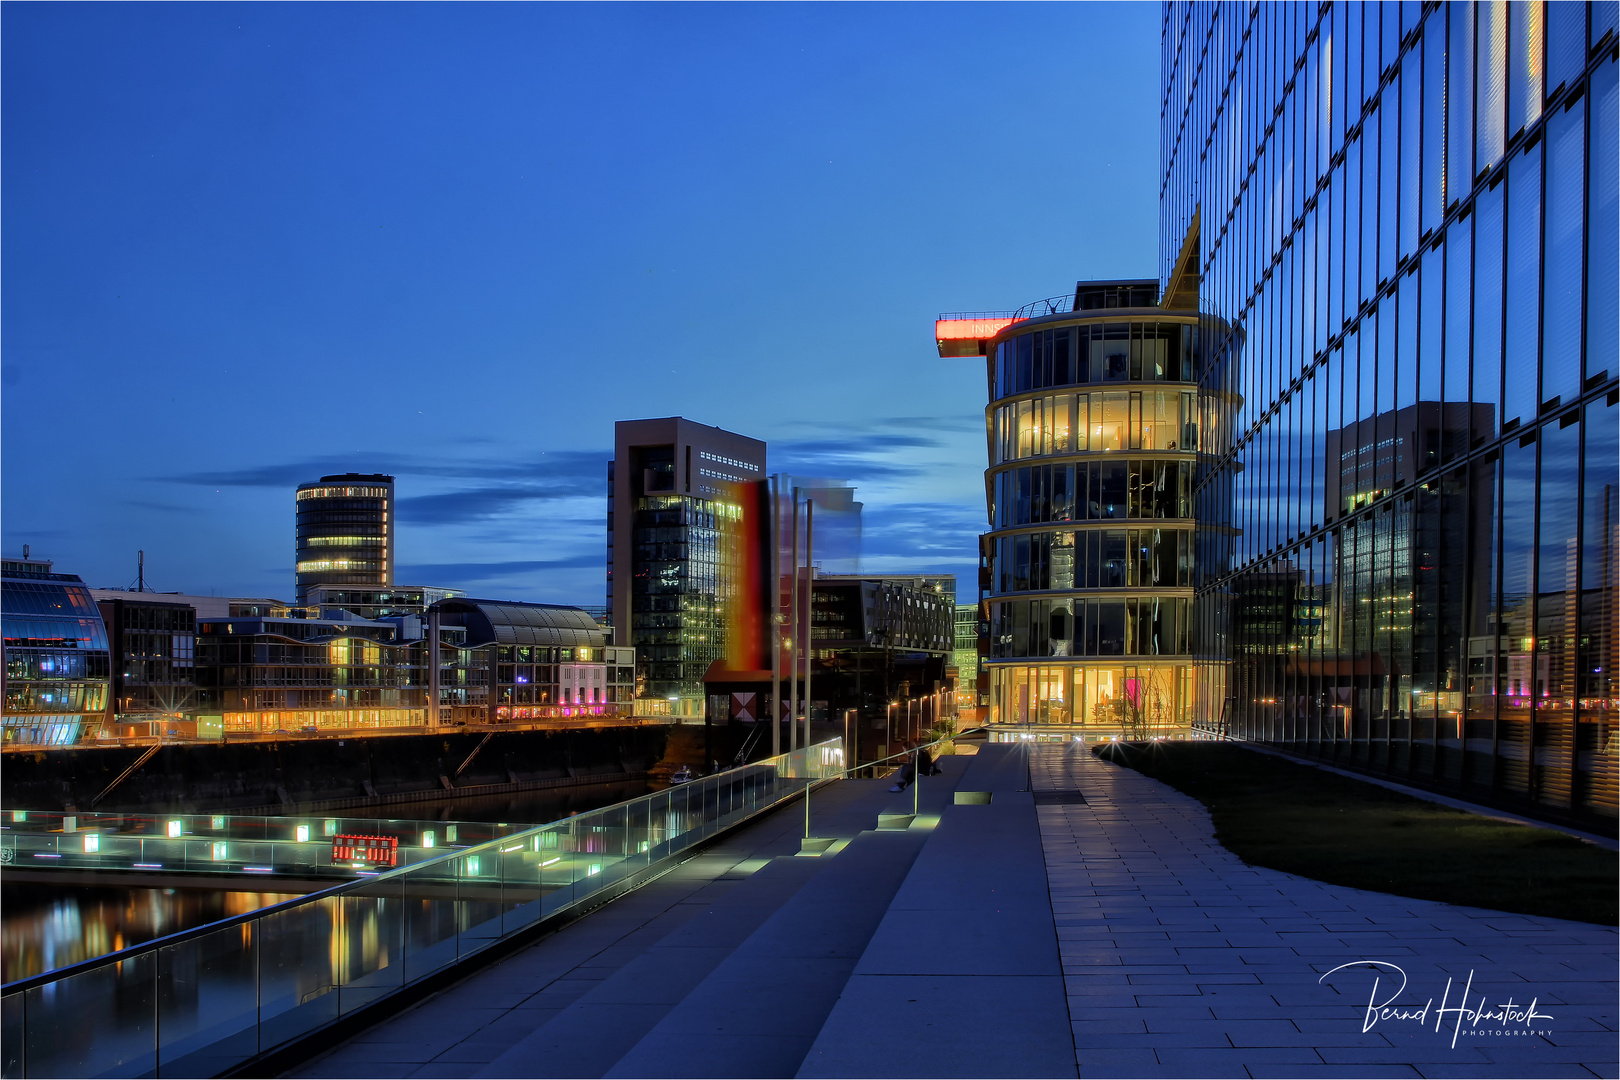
1035,742,1618,1080
802,748,1076,1079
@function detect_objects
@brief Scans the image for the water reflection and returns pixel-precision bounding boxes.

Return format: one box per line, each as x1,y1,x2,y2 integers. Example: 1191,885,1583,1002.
1,883,299,982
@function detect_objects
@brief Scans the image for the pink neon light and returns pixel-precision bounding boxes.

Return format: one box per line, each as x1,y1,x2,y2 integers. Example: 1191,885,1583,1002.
934,317,1017,341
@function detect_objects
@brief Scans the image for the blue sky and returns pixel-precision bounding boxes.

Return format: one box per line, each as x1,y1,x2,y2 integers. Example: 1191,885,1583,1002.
3,2,1159,604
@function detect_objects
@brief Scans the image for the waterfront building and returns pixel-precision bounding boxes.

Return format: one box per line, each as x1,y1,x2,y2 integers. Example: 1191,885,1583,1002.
303,585,463,622
194,612,426,734
429,598,635,725
1161,1,1617,821
1,555,111,745
295,473,396,603
609,418,767,717
91,592,199,738
938,280,1213,737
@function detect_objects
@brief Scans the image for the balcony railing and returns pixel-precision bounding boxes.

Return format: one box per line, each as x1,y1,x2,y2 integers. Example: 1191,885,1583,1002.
0,739,845,1079
936,293,1076,324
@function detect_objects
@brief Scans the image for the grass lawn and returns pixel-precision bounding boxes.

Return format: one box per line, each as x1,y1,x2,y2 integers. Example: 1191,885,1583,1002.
1094,740,1618,926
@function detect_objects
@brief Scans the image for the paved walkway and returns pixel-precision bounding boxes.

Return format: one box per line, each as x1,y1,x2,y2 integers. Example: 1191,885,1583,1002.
289,743,1617,1080
1036,742,1619,1079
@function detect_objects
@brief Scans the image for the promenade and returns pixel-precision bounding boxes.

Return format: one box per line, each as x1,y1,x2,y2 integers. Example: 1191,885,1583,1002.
292,743,1618,1080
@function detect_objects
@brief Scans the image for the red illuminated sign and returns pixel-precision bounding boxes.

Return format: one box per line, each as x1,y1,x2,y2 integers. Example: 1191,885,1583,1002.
933,317,1017,341
332,834,399,867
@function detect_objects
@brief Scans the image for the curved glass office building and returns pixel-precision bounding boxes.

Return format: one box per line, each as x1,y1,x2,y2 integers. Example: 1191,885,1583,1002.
295,474,395,603
2,556,111,745
942,281,1227,736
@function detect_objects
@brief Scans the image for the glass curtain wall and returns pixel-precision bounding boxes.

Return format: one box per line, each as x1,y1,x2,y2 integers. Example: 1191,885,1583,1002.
1,570,111,745
982,311,1215,736
1161,0,1618,821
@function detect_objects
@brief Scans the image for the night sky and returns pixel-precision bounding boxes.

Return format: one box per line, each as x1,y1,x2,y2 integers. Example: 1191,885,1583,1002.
3,3,1158,605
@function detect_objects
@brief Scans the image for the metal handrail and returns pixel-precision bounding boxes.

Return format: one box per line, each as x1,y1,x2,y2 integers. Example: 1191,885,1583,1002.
1,741,843,998
938,294,1075,324
1011,294,1076,319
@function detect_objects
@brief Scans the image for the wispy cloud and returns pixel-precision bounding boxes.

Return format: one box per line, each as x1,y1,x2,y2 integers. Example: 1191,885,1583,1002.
397,485,597,525
161,450,609,489
770,416,979,485
398,556,604,584
159,450,610,526
861,501,986,559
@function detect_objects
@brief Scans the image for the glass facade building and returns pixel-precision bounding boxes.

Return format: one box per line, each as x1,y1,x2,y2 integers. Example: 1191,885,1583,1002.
954,602,982,710
1162,1,1618,822
93,593,199,737
940,281,1225,736
609,418,767,716
2,558,111,745
195,614,426,733
430,598,634,725
294,473,396,603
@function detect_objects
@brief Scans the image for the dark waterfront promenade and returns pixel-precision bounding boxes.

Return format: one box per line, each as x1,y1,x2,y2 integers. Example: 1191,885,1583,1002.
292,745,1617,1080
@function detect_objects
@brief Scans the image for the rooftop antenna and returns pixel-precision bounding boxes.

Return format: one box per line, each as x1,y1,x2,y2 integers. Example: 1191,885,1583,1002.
137,550,146,592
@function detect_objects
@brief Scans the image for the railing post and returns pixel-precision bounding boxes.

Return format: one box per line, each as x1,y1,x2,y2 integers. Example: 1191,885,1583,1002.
913,748,920,817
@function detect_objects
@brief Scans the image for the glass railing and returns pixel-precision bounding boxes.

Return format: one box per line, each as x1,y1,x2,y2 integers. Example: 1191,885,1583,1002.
0,809,533,881
0,739,844,1079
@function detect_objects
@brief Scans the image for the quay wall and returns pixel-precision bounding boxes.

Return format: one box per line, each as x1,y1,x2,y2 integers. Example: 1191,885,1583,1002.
0,726,671,814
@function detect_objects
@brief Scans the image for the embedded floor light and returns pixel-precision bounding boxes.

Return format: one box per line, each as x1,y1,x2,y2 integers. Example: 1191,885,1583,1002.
295,824,310,843
167,820,183,838
83,833,100,853
212,841,228,861
421,831,435,848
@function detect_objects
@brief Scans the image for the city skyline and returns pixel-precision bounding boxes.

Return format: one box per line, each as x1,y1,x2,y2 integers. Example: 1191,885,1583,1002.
1,3,1159,603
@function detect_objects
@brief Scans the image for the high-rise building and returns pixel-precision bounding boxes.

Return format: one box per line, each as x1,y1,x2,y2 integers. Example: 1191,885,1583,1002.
1162,1,1617,822
1,555,111,745
938,280,1214,736
294,474,395,603
608,418,767,716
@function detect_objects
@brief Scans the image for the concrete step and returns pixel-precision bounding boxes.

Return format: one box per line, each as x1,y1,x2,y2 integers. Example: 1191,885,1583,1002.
798,744,1077,1079
597,764,973,1078
475,775,933,1079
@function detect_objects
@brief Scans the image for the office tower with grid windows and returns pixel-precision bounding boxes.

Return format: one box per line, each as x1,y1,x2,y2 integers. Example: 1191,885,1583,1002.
294,474,395,604
608,418,767,717
1162,1,1618,823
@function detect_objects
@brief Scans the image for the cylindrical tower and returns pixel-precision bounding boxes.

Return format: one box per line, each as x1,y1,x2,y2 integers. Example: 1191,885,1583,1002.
945,280,1223,737
294,473,395,603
